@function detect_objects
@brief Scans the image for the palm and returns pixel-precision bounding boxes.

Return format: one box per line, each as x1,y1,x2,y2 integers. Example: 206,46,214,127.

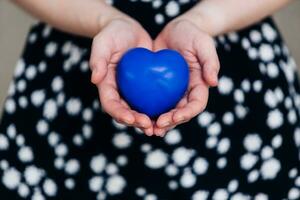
90,19,154,135
153,19,220,136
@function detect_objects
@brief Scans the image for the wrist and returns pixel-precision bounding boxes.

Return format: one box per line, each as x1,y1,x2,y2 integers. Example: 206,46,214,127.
175,5,225,37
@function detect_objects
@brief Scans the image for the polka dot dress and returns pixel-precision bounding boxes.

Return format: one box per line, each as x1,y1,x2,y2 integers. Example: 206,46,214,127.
1,0,300,199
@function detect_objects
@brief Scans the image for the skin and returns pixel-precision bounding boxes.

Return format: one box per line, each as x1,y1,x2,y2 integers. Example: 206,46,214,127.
12,0,293,136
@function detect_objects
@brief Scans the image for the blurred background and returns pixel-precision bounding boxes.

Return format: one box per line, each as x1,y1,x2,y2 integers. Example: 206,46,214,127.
1,1,300,116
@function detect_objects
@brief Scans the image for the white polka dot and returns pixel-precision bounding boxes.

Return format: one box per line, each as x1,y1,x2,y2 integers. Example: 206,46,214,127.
17,80,26,92
216,157,227,169
271,135,282,149
248,170,259,183
288,188,300,200
218,76,234,95
45,42,57,57
192,190,209,200
222,112,234,125
5,99,16,114
105,175,126,195
262,23,277,42
65,159,80,175
36,120,49,135
198,112,214,127
168,180,178,190
165,164,179,176
43,99,57,120
243,134,262,152
145,194,158,200
248,48,258,60
234,89,244,103
18,96,28,108
242,38,250,49
89,176,104,192
105,163,118,175
51,76,64,92
207,122,221,136
193,157,209,175
227,179,238,193
260,146,274,160
227,32,239,43
267,63,279,78
288,109,297,124
18,183,30,198
217,138,230,154
73,134,83,146
241,79,251,92
2,167,21,189
31,90,45,107
145,149,168,169
254,193,268,200
18,146,34,163
43,179,57,197
65,178,75,190
25,65,37,80
54,157,65,169
48,132,60,147
231,193,251,200
80,61,89,72
260,158,281,180
82,124,93,139
14,59,25,77
264,90,278,108
172,147,195,167
66,98,82,115
24,165,44,186
0,160,9,170
240,153,258,170
155,13,164,24
7,124,17,139
90,154,107,173
116,155,128,166
180,169,196,188
253,80,263,92
164,129,181,145
112,132,132,149
267,109,283,129
206,136,218,149
136,187,146,196
141,143,152,153
0,134,9,150
250,30,262,43
82,108,93,122
165,1,180,17
32,191,45,200
259,44,274,62
112,119,126,130
38,61,47,73
152,0,163,8
212,189,229,200
55,144,68,157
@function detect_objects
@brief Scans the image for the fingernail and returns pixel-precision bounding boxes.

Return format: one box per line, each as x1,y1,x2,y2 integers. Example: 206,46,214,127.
160,121,170,128
175,116,185,123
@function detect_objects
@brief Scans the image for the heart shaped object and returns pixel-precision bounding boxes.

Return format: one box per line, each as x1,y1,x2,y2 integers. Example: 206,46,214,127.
116,47,189,118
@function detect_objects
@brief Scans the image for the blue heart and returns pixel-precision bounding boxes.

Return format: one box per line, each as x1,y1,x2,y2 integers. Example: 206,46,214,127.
116,47,189,118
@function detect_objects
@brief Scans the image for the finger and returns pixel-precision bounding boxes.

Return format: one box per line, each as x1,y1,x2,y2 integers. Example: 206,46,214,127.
156,109,177,128
160,125,177,137
89,35,112,85
173,82,208,124
98,82,135,125
131,110,153,129
153,35,167,51
194,36,220,87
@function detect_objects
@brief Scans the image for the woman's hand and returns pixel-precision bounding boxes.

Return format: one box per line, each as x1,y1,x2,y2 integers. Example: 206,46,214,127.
89,17,155,135
153,18,220,136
